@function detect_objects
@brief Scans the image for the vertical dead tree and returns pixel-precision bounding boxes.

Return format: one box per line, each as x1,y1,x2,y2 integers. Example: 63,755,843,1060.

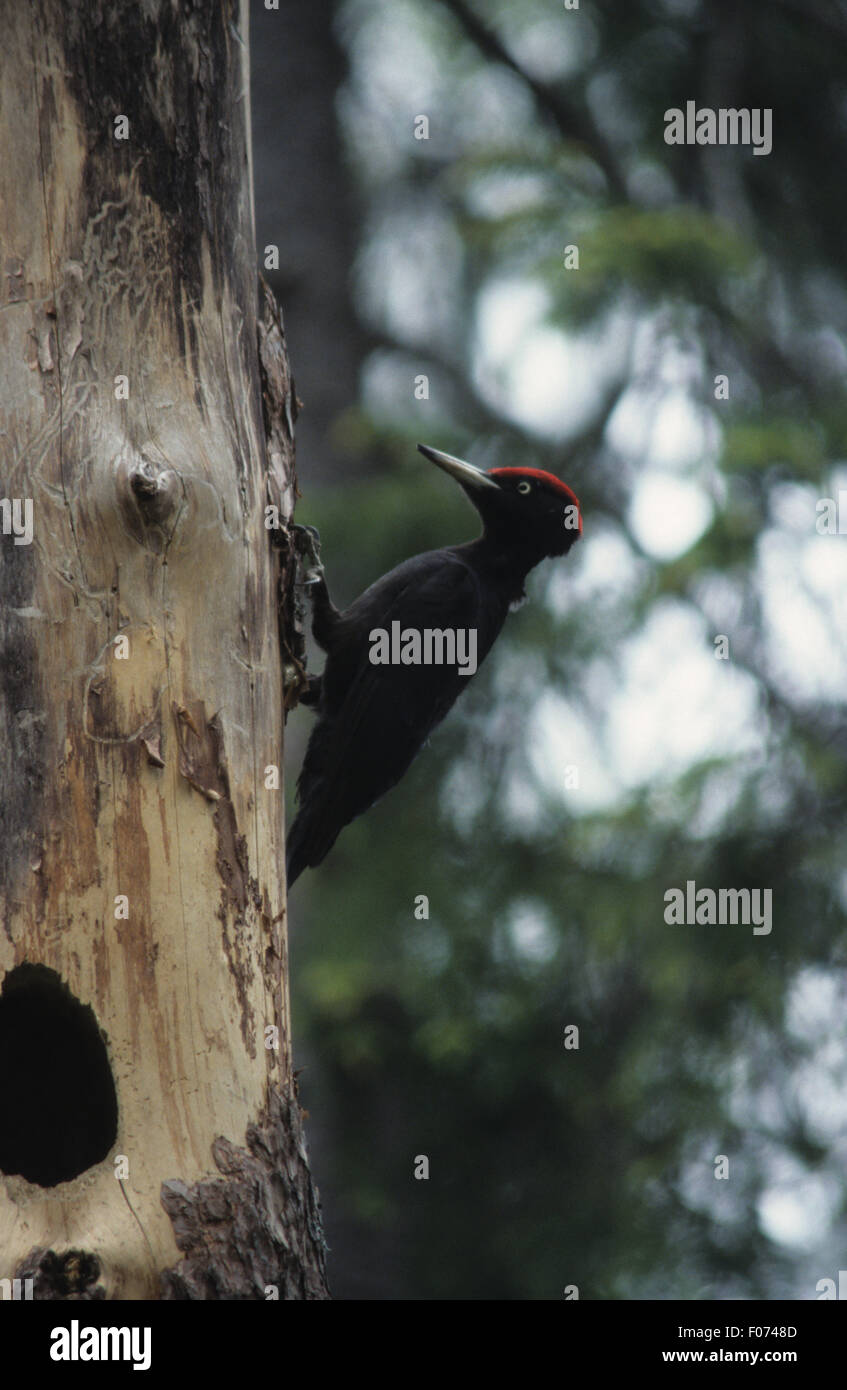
0,0,327,1298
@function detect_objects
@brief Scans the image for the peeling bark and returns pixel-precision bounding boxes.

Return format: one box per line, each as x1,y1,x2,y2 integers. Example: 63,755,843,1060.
0,0,328,1299
160,1091,328,1301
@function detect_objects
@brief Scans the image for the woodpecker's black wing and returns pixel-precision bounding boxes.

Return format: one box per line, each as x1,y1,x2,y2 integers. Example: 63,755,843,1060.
286,550,508,885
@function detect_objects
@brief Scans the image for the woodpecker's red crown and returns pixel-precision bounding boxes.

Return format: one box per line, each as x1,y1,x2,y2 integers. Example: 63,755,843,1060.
488,468,582,535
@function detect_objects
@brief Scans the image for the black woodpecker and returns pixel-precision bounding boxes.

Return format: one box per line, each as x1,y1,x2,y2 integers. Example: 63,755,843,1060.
285,443,582,886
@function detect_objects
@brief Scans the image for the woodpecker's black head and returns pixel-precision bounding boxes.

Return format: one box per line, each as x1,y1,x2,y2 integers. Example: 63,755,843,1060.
417,443,582,560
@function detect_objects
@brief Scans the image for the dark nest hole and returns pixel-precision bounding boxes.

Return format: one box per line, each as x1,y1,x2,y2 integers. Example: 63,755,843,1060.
0,963,118,1187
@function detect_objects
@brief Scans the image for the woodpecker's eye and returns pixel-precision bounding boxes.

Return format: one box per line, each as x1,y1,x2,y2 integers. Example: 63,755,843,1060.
517,480,532,495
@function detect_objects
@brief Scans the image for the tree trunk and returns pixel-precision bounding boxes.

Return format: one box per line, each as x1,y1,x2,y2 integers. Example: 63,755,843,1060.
0,0,328,1299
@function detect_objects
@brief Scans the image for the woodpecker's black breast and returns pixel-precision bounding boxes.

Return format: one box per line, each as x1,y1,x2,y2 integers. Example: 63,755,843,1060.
285,547,509,886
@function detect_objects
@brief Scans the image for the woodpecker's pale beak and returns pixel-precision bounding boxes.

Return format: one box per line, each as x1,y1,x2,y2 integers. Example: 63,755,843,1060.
417,443,499,492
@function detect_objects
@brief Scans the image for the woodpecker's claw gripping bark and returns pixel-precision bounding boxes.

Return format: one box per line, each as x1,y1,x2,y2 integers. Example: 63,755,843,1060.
290,523,324,585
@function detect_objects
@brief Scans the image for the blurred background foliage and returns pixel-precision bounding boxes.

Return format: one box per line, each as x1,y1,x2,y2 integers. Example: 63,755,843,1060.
252,0,847,1298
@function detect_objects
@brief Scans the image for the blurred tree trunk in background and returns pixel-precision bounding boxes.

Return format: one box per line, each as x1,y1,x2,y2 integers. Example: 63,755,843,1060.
0,0,327,1299
253,0,369,484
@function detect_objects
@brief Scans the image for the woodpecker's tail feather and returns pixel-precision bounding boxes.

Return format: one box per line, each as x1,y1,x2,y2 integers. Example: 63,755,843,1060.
285,804,342,889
